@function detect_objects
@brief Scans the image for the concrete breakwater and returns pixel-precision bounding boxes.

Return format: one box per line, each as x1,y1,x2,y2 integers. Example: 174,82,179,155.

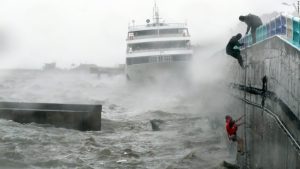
227,36,300,169
0,101,102,131
231,85,300,169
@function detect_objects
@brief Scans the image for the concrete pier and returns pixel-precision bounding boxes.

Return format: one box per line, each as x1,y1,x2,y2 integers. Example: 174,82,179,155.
0,102,102,131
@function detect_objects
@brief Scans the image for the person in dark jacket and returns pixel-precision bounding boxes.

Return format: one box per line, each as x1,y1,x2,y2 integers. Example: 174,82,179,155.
261,75,268,107
262,75,268,93
226,33,245,68
239,14,263,43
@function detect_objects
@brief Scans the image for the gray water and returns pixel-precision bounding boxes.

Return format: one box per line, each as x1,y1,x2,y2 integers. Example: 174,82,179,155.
0,70,235,169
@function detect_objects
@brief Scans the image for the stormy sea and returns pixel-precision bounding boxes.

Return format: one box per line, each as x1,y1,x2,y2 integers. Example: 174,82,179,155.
0,68,237,169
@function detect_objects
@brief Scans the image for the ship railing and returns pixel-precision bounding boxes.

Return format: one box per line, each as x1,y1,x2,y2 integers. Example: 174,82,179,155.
127,47,192,54
128,23,187,30
240,14,300,49
126,33,190,40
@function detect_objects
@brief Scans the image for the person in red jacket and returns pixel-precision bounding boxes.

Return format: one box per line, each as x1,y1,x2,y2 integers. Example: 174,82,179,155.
225,115,245,154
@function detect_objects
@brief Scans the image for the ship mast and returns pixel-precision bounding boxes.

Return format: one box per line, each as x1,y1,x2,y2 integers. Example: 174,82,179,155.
153,2,160,24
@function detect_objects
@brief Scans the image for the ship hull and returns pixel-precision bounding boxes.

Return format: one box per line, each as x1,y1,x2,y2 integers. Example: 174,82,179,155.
125,60,191,83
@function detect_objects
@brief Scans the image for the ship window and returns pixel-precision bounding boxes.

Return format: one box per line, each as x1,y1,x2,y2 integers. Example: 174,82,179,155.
165,55,172,62
172,54,192,61
159,29,181,35
132,29,188,37
126,54,192,65
159,28,188,36
128,32,134,39
149,56,157,63
130,41,189,51
126,57,149,65
134,30,158,36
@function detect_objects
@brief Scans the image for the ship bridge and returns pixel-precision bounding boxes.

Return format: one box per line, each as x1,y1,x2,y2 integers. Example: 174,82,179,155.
126,21,192,58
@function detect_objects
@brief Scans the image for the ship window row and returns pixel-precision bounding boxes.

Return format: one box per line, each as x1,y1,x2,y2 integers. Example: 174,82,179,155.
126,55,192,65
128,28,189,39
127,41,191,53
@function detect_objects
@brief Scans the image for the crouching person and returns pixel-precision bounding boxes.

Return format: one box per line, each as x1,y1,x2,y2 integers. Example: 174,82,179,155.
226,33,245,69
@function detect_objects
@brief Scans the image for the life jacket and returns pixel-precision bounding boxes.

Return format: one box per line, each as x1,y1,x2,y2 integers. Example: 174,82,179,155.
226,120,238,136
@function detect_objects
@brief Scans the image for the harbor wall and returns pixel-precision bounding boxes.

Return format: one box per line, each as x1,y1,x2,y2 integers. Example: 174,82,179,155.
0,102,102,131
227,36,300,169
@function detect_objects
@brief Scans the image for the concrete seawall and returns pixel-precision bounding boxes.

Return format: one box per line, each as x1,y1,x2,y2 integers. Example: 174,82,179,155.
231,86,300,168
227,36,300,169
0,102,102,131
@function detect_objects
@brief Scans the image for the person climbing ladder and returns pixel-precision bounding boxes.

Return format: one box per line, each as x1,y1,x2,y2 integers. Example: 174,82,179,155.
225,115,245,155
226,33,246,69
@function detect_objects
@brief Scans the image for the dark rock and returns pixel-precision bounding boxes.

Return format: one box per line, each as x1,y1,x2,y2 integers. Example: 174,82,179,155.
122,148,140,158
150,119,164,131
222,161,240,169
182,151,197,160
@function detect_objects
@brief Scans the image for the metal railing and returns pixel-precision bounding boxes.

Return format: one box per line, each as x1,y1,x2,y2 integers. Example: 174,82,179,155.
126,47,192,54
128,23,187,30
240,14,300,48
126,33,190,41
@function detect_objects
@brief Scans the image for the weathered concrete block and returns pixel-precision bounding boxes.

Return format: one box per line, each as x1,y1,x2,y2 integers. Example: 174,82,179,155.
0,102,102,131
229,36,300,120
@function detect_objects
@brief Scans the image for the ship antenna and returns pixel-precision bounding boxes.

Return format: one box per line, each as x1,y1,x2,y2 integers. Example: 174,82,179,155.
153,1,160,24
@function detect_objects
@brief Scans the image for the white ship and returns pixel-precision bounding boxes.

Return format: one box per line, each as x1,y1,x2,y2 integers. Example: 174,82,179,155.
125,4,193,82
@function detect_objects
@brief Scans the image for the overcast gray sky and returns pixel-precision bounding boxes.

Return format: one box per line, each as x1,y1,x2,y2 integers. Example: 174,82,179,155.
0,0,295,69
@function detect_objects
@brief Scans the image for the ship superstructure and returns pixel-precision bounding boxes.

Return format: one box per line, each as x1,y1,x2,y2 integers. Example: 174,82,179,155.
126,4,193,81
